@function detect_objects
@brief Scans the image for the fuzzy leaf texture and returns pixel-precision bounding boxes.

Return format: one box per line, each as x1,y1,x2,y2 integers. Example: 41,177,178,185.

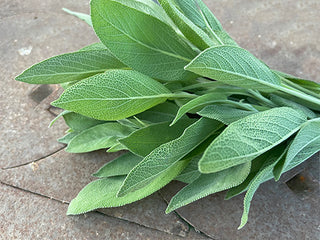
199,107,307,173
52,70,172,120
90,0,197,81
16,44,126,84
185,46,282,92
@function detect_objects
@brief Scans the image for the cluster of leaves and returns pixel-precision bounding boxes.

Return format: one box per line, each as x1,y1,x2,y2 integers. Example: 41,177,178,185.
16,0,320,229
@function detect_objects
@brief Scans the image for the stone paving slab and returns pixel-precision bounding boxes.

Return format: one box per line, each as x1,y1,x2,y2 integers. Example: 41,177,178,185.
0,183,206,240
0,149,191,237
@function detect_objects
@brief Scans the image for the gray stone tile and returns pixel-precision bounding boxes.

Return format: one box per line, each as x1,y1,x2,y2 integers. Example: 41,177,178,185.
0,183,187,240
160,156,320,240
0,150,191,237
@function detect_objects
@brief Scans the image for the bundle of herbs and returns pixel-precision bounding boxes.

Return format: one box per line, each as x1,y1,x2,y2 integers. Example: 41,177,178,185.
16,0,320,229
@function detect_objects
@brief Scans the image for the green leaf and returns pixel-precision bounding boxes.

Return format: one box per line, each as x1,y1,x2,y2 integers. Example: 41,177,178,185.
120,119,194,157
274,119,320,179
171,92,226,125
135,101,179,123
185,46,282,92
63,112,106,132
58,131,79,144
67,158,189,215
270,94,316,119
62,8,92,26
90,0,197,81
198,105,257,125
199,107,307,173
239,145,286,229
158,0,215,50
118,118,223,197
174,155,201,183
52,70,172,121
93,152,142,178
15,45,126,84
66,122,134,153
167,161,251,213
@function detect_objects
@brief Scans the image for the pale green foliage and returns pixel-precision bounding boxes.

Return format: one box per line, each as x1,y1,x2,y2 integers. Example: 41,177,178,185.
62,8,93,26
16,45,126,84
199,107,306,173
16,0,320,230
52,70,172,120
91,0,197,81
186,46,281,92
167,162,251,213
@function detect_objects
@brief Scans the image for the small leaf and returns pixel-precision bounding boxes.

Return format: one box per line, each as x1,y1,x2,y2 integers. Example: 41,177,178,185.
58,131,79,144
120,119,194,157
67,158,189,215
52,70,172,121
62,8,92,26
185,46,282,92
274,119,320,179
198,105,256,125
239,145,286,229
167,161,251,213
66,123,133,153
15,45,126,84
174,155,201,184
91,0,197,81
199,107,306,173
118,118,223,197
63,112,106,132
171,92,226,125
93,152,142,178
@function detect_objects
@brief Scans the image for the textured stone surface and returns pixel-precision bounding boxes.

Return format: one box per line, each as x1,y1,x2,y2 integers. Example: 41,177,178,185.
0,183,191,240
0,150,191,237
161,156,320,240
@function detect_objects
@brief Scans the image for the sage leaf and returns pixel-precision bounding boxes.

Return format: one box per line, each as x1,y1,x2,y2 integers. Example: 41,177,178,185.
199,107,307,173
67,158,189,215
66,122,134,153
158,0,215,50
167,161,251,213
185,46,282,92
136,101,179,123
171,92,226,125
270,94,316,119
239,145,286,229
93,152,142,178
274,119,320,180
15,45,126,84
198,105,257,125
63,112,106,132
58,131,79,144
174,155,201,184
52,70,172,121
120,119,194,157
118,118,223,197
90,0,197,81
62,8,92,26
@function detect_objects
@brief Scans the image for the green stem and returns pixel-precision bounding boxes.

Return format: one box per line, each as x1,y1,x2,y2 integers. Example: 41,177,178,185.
248,90,277,108
278,85,320,107
280,76,320,98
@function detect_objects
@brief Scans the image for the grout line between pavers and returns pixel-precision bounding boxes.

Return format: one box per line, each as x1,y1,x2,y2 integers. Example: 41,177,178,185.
158,191,214,240
2,146,66,170
0,181,187,239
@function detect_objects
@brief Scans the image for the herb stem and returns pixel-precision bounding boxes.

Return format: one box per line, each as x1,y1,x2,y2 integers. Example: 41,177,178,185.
248,90,277,107
280,76,320,99
278,85,320,107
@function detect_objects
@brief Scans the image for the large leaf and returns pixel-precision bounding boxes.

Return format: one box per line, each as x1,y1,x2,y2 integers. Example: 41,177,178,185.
199,107,307,173
52,70,172,121
67,158,189,215
198,105,257,125
185,46,282,92
91,0,197,81
93,152,143,178
274,120,320,179
239,145,286,229
158,0,215,50
15,45,126,84
171,92,226,125
118,118,223,196
120,119,194,157
166,162,251,213
66,122,134,153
